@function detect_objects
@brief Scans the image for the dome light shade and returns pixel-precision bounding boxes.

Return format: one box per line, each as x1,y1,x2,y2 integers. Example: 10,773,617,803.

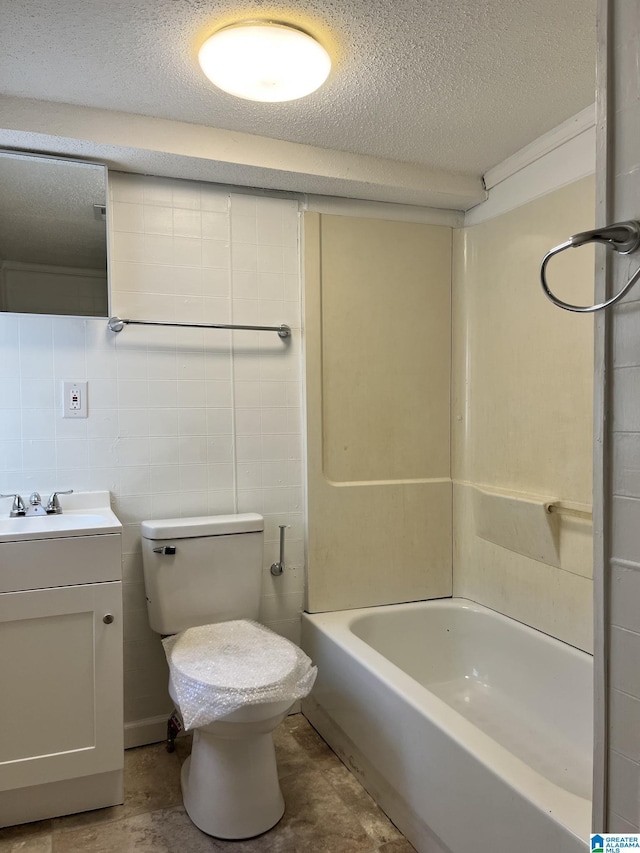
198,21,331,102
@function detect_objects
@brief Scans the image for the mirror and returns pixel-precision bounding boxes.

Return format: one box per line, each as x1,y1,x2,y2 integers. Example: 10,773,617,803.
0,151,108,317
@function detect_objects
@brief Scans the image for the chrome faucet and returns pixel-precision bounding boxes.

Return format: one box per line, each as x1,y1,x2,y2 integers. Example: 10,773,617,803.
0,489,74,517
27,492,47,516
46,490,73,514
1,493,26,517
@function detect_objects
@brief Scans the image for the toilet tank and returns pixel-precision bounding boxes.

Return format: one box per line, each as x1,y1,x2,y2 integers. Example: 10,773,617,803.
141,513,264,634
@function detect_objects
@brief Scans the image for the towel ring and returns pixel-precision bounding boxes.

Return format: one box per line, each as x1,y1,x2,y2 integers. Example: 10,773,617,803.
540,220,640,313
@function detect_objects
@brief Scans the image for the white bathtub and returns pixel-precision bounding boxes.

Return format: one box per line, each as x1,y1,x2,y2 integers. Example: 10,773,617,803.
301,598,592,853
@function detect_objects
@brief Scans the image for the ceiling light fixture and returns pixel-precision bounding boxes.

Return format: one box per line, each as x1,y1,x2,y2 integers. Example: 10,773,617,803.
198,21,331,103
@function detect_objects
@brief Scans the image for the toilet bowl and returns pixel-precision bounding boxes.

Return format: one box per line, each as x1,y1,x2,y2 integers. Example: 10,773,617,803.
171,685,294,839
163,619,314,838
140,514,317,839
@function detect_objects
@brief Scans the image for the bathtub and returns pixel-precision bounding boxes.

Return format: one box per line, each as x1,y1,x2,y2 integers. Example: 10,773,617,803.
301,598,592,853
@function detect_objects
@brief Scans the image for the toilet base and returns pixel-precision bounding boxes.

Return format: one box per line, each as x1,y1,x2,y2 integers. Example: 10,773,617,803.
181,727,285,839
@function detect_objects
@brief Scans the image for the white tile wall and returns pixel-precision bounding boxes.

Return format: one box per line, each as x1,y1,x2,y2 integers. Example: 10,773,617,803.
0,172,305,739
606,0,640,830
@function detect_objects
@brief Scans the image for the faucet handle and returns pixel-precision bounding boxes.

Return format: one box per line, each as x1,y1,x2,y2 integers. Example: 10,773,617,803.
46,489,73,514
1,493,26,517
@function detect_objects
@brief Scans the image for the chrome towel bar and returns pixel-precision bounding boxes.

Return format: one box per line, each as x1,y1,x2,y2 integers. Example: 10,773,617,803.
540,220,640,313
108,316,291,339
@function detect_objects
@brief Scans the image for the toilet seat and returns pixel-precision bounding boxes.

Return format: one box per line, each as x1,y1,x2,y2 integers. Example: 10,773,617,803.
169,620,300,691
168,676,293,729
162,619,317,730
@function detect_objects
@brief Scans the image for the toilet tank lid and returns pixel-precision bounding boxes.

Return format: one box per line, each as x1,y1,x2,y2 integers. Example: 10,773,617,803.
141,513,264,540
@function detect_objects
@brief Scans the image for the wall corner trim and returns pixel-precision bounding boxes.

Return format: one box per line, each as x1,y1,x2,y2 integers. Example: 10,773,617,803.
483,105,596,191
465,120,596,227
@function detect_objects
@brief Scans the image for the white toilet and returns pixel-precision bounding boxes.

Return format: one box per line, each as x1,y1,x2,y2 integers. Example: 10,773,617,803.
140,513,316,840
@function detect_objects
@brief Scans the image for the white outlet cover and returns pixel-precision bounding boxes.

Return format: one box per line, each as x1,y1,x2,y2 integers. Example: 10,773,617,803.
62,380,88,418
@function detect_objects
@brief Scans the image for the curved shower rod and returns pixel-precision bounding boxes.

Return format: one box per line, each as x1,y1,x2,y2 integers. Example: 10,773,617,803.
540,220,640,313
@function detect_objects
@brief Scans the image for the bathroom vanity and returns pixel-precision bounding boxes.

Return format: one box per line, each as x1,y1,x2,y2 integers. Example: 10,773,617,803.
0,492,123,826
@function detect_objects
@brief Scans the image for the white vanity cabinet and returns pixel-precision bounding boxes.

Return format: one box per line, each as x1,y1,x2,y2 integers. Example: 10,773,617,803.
0,503,124,827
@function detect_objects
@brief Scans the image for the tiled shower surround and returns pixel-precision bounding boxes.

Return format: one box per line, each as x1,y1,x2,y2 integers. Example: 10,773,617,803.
0,173,305,739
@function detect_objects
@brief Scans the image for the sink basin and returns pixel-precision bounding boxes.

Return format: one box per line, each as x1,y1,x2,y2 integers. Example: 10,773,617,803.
0,507,122,543
0,493,122,591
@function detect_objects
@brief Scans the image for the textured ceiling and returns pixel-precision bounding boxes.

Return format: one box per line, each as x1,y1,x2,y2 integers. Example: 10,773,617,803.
0,0,596,180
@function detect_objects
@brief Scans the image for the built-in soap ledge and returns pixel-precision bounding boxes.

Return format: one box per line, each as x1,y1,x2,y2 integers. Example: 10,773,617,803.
471,485,593,570
471,485,560,567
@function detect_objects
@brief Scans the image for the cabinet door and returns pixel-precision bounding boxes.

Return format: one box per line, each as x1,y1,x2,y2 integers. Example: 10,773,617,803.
0,582,123,792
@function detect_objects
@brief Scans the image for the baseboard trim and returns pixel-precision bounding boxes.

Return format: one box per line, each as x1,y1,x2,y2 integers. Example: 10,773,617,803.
124,715,169,749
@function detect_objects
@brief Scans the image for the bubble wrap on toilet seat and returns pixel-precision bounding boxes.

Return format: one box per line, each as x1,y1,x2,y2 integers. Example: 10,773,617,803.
162,620,317,730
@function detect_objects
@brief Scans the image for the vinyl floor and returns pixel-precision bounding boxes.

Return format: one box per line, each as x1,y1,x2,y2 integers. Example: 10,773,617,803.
0,714,416,853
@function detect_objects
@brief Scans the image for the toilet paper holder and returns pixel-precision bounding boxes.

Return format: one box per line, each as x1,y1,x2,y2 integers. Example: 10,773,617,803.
270,525,287,576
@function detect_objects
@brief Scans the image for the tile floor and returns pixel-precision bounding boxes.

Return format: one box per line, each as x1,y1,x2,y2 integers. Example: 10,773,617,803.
0,715,415,853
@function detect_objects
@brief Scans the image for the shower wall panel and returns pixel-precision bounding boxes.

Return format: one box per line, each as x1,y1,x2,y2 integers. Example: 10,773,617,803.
304,213,452,612
452,177,595,652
